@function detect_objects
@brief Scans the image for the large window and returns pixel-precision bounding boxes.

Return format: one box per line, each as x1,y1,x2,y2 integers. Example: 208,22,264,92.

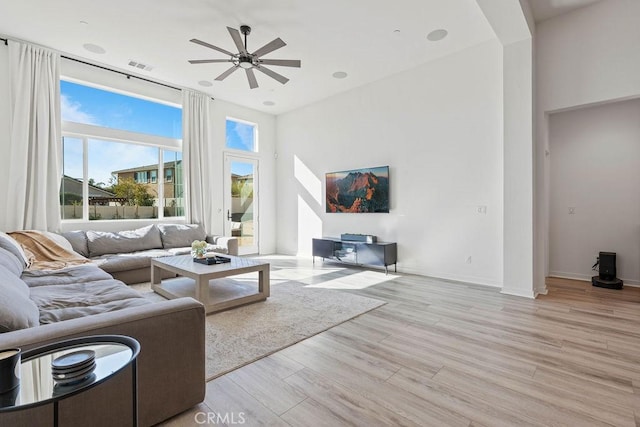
226,118,257,152
60,81,184,221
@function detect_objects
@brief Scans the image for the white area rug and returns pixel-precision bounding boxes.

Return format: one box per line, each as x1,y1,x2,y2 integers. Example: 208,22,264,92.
132,279,385,380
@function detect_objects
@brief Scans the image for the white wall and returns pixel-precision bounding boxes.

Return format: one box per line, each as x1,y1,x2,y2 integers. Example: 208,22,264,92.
536,0,640,112
502,37,535,298
549,98,640,284
276,39,504,286
535,0,640,289
0,43,277,253
476,0,535,296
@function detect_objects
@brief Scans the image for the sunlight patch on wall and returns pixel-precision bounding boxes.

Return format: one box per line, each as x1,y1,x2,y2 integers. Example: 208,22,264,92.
297,195,322,255
294,155,322,205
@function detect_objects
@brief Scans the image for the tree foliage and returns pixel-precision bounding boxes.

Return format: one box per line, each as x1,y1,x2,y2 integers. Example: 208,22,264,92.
111,177,155,206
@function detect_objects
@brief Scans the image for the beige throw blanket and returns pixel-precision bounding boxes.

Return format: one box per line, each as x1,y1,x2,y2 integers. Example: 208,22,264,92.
8,231,91,271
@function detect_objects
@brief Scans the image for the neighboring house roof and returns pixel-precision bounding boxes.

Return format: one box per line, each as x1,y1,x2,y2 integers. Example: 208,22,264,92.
61,175,115,197
112,160,182,175
232,173,253,180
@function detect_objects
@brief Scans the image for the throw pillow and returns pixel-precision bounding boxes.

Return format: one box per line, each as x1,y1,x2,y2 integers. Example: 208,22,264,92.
43,231,76,254
157,224,206,249
0,247,24,277
0,265,40,332
61,230,90,257
0,231,29,268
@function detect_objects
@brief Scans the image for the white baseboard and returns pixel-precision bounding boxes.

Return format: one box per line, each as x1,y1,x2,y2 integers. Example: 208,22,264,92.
549,271,640,287
501,287,536,299
399,266,502,288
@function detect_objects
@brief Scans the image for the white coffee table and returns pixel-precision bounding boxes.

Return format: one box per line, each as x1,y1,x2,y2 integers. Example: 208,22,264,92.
151,255,270,313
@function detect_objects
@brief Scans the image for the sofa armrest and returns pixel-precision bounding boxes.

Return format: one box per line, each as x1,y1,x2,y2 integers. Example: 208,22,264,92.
207,235,239,256
0,298,205,426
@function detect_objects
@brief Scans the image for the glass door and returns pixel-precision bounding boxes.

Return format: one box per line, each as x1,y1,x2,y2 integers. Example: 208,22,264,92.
224,154,259,255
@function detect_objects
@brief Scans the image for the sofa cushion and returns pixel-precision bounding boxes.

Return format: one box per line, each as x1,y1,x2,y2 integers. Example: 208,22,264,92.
0,247,24,277
61,230,89,257
21,264,114,288
0,265,40,332
0,232,29,268
92,249,172,273
158,224,206,249
87,225,163,257
29,279,151,324
167,244,228,256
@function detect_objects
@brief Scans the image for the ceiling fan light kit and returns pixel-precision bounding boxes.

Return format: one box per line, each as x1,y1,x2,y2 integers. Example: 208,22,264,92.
188,25,301,89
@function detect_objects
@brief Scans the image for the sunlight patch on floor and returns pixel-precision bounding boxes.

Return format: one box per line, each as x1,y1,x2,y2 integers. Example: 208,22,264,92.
305,270,399,290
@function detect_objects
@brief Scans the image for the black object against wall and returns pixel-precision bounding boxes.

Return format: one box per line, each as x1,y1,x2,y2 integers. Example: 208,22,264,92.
591,252,623,289
312,237,397,274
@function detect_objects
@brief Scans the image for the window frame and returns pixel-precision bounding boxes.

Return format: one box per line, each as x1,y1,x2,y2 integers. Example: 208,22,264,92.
225,116,259,153
61,121,183,223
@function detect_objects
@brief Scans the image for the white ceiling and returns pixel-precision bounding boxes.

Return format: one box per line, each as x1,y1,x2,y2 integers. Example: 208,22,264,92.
0,0,500,114
0,1,610,114
529,0,603,22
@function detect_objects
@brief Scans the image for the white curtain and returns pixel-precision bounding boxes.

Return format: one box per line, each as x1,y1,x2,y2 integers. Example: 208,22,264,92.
182,89,215,233
6,41,61,232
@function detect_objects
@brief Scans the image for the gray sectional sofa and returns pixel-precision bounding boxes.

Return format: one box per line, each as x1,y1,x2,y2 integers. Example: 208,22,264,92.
0,223,237,425
63,223,239,284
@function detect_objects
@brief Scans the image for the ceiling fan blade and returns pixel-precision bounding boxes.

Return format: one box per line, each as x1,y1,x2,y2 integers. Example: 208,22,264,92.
215,66,239,81
188,59,232,64
259,59,301,68
254,66,289,85
227,27,247,54
252,38,286,58
245,68,258,89
190,38,235,57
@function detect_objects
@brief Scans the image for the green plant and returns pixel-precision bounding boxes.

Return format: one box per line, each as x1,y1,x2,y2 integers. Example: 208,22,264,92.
111,177,155,206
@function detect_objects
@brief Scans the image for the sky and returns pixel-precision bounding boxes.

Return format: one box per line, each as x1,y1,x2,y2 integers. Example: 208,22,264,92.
225,119,256,177
60,81,257,184
61,81,182,185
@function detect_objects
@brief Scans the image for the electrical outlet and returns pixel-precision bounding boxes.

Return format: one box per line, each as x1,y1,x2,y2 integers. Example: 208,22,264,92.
568,207,576,214
466,256,472,264
477,206,487,214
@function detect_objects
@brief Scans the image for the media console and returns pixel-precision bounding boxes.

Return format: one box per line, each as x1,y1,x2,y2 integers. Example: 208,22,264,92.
312,237,397,274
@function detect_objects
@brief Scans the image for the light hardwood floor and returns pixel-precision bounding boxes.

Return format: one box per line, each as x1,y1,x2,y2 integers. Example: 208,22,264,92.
161,258,640,426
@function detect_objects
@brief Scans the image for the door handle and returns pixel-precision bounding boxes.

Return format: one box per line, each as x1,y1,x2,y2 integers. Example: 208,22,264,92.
227,210,232,220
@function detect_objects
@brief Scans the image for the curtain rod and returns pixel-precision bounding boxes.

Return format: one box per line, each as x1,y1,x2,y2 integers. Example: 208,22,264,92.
1,36,213,98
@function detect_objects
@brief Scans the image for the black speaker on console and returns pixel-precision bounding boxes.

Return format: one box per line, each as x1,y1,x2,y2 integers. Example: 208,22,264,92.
592,251,623,289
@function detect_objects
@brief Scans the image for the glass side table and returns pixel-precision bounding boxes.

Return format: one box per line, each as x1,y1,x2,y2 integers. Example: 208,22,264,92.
0,335,140,427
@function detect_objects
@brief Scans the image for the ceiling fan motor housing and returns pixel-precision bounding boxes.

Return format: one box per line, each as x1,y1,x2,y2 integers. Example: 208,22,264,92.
237,55,255,69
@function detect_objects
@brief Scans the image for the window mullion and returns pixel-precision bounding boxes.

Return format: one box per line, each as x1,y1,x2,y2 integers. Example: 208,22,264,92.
83,137,89,221
158,150,164,219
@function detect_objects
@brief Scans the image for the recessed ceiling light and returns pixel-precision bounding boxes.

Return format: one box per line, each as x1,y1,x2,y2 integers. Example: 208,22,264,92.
427,29,448,42
263,101,275,106
393,29,401,33
83,43,106,54
332,71,348,79
198,80,213,87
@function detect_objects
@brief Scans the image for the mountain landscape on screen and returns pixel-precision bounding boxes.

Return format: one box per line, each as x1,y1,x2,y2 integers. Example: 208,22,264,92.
326,166,389,213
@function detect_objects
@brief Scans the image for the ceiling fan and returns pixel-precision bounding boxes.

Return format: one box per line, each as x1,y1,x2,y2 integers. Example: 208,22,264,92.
188,25,301,89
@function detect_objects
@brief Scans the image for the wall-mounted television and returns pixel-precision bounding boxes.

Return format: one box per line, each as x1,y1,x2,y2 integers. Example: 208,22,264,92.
325,166,389,213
